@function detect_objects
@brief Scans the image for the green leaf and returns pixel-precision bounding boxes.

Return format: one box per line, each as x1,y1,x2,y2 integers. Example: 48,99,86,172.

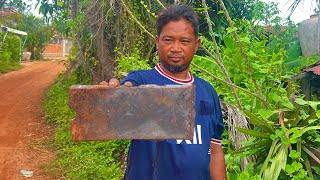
217,10,225,14
224,35,236,49
312,166,320,175
316,111,320,118
281,100,295,109
243,110,275,133
286,164,295,174
260,139,280,177
268,144,288,179
292,161,303,171
295,98,308,105
236,127,270,139
247,51,257,58
309,101,320,111
258,109,274,120
301,126,320,135
226,27,237,34
302,146,320,165
239,37,250,44
289,150,300,159
281,74,294,79
281,135,290,145
271,93,281,103
57,1,64,7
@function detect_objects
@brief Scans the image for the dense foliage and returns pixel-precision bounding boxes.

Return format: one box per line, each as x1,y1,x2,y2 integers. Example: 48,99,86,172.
0,33,22,73
1,1,54,63
15,15,54,60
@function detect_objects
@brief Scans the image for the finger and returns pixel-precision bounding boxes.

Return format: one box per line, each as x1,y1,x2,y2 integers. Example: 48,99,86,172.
124,81,133,87
109,78,120,88
99,81,109,86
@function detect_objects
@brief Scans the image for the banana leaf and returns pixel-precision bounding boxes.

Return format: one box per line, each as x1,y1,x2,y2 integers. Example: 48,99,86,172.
243,110,275,134
302,146,320,165
236,127,270,139
260,139,280,177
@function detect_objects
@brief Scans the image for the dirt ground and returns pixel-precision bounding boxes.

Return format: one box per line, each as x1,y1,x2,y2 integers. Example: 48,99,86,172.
0,60,65,179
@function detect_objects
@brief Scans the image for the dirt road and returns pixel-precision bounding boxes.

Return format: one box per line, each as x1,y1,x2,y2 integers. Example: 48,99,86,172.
0,60,65,179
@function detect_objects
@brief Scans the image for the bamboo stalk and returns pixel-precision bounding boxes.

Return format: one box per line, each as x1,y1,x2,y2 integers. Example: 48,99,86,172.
201,0,242,110
218,0,266,108
278,110,293,151
155,0,166,9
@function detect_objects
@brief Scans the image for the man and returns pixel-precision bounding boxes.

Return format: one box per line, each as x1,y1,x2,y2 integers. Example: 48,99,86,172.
107,4,226,180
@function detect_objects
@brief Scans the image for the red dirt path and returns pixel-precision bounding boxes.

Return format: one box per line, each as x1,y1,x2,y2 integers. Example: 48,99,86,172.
0,60,65,179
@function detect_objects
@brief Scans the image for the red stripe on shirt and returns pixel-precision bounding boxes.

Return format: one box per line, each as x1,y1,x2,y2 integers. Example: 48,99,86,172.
210,138,222,145
155,64,194,84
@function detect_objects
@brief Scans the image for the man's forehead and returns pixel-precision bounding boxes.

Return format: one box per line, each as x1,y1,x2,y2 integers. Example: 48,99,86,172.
160,20,195,36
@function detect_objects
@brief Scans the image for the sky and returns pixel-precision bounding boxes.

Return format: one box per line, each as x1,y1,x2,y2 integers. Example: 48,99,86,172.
25,0,40,17
24,0,316,23
262,0,316,23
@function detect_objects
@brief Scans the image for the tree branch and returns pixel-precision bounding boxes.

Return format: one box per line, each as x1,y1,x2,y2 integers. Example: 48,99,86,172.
201,0,242,110
218,0,266,108
119,0,155,39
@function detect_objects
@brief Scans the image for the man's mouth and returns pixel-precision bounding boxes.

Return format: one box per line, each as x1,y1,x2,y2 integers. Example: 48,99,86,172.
169,55,183,62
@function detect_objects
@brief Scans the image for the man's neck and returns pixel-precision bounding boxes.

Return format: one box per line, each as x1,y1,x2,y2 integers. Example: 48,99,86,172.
159,64,190,80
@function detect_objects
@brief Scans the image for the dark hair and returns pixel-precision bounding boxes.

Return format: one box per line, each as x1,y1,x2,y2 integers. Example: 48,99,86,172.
156,4,199,38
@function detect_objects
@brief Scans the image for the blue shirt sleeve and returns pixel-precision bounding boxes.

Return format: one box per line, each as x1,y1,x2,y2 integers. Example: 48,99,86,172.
212,90,224,141
120,71,144,86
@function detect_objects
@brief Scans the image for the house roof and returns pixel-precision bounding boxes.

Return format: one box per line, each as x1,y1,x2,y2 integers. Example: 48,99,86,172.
0,11,16,15
0,7,19,15
1,25,27,36
304,64,320,75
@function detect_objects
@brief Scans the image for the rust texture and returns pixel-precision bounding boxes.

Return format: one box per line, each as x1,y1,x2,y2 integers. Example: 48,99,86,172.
69,84,195,141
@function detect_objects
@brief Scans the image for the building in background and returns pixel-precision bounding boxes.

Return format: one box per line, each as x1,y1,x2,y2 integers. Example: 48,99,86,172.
42,34,72,59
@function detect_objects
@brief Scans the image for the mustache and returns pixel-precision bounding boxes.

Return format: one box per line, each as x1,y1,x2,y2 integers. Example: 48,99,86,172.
168,54,184,58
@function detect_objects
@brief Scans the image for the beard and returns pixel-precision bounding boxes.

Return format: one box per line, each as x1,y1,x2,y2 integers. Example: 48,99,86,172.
161,61,191,73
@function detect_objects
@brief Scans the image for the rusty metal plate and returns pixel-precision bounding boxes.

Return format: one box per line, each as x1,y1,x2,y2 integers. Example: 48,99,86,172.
69,84,195,141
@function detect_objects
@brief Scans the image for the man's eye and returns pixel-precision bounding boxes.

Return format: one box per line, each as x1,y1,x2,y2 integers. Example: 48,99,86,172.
163,39,172,42
181,40,191,44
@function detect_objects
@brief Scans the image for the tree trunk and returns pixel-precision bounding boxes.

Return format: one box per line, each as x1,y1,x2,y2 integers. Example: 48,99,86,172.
86,0,115,83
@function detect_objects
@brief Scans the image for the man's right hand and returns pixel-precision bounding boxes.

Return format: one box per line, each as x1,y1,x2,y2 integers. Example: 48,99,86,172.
99,78,132,88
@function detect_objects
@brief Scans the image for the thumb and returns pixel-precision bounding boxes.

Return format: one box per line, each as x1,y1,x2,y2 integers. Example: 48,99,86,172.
124,81,133,87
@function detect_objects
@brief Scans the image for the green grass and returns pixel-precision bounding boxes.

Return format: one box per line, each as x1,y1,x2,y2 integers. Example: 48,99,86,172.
44,73,130,179
0,60,22,73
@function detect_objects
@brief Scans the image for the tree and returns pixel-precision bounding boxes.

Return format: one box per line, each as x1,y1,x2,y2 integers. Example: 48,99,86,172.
0,0,30,14
15,15,54,60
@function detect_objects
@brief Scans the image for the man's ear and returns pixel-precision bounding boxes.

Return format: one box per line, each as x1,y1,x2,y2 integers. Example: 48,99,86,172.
195,38,201,52
155,35,159,49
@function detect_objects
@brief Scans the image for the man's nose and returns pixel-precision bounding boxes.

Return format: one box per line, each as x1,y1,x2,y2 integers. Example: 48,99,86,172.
171,41,181,52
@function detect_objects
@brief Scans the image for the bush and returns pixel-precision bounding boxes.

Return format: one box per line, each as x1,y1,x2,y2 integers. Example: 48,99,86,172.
0,34,22,73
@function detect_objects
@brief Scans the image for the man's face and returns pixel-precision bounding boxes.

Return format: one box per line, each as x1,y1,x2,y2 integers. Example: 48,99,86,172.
156,19,200,73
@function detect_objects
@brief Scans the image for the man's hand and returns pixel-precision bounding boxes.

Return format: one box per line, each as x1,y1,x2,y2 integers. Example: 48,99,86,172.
99,78,132,88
